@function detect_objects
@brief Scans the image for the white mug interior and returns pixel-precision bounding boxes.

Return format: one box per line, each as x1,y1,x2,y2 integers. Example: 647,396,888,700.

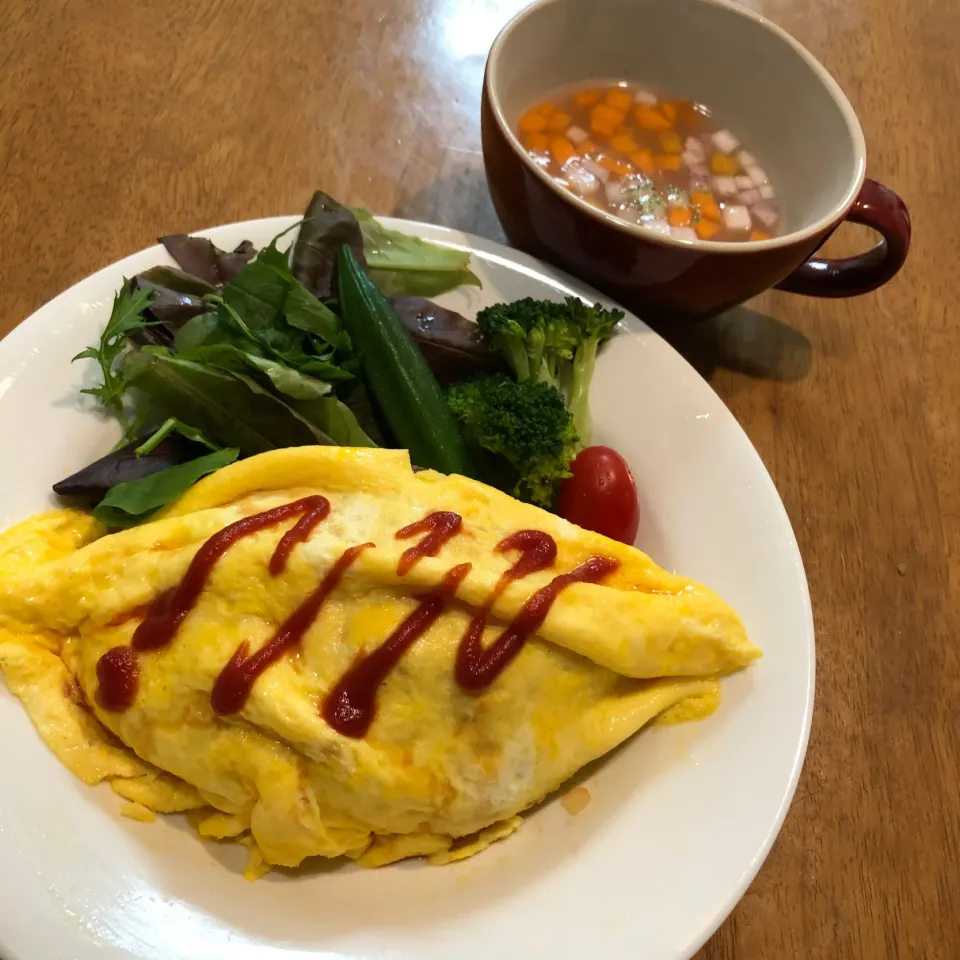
489,0,867,242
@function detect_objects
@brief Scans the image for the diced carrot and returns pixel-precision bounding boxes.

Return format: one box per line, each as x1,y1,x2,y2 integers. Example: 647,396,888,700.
591,117,618,137
525,132,550,152
598,155,620,172
614,159,634,176
710,152,739,175
655,154,682,171
519,110,548,134
668,207,693,227
661,102,678,123
658,130,682,154
592,103,626,125
633,104,672,131
691,192,722,222
550,136,577,166
533,100,556,116
630,148,655,174
610,133,639,153
546,111,573,133
750,230,771,241
577,139,599,156
696,219,720,240
574,89,601,108
604,87,634,112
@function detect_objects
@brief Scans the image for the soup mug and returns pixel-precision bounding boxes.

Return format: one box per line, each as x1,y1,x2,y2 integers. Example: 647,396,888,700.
481,0,911,320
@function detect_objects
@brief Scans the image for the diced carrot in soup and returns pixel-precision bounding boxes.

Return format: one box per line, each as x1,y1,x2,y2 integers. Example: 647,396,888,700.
550,136,577,166
519,110,548,134
517,83,779,243
634,104,672,131
610,133,639,153
604,88,634,112
630,148,655,174
658,131,682,154
696,219,720,239
691,192,722,222
655,154,682,171
710,152,739,175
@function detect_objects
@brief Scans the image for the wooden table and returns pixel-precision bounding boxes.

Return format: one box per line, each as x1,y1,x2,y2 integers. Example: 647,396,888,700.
1,0,957,956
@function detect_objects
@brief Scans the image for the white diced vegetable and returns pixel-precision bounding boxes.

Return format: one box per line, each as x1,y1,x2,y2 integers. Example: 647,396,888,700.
689,163,709,178
713,176,737,196
722,204,752,231
670,226,697,242
752,202,778,228
563,163,600,196
739,188,761,205
684,137,706,160
735,175,753,190
634,89,658,106
712,129,739,153
605,180,625,205
684,151,704,169
639,218,671,235
581,157,609,183
759,184,776,200
566,125,589,145
738,150,757,167
746,165,769,186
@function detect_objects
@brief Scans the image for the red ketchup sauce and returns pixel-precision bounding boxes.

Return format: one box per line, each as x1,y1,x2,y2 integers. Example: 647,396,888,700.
211,543,372,716
94,495,620,737
95,496,331,712
455,554,620,692
395,511,463,576
322,563,472,738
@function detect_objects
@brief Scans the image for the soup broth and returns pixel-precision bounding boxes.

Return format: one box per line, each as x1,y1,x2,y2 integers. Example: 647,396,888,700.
516,82,781,242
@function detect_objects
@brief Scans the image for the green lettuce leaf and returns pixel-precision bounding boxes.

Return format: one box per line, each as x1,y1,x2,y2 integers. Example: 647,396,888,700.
94,447,239,529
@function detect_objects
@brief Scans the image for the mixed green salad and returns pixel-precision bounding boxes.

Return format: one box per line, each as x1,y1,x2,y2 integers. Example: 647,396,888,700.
59,191,631,537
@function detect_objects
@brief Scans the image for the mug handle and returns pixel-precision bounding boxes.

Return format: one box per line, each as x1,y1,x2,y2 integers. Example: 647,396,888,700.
775,178,911,297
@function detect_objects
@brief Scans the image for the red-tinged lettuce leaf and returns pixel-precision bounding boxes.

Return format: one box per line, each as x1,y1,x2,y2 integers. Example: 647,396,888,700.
159,235,257,286
52,432,210,504
93,447,239,529
291,191,366,300
389,296,505,385
129,276,213,347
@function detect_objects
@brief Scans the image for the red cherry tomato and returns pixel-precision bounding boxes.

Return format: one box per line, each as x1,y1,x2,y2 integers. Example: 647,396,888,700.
557,446,640,544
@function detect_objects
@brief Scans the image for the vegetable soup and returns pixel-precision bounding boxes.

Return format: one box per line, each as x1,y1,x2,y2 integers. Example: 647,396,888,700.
516,82,780,242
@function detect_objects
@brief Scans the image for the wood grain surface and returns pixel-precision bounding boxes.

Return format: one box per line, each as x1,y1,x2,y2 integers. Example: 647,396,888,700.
1,0,957,956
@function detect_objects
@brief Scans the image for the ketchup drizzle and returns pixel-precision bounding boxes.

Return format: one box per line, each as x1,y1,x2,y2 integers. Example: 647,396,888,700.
211,542,372,716
323,563,472,738
455,555,620,692
395,511,462,576
96,496,331,712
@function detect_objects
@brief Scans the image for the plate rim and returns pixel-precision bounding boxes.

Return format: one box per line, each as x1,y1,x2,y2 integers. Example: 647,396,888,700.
0,214,815,960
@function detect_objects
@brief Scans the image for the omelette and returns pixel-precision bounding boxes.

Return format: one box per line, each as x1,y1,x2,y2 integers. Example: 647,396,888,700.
0,447,759,876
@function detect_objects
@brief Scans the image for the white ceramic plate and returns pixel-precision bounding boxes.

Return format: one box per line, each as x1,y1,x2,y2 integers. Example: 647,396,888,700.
0,218,813,960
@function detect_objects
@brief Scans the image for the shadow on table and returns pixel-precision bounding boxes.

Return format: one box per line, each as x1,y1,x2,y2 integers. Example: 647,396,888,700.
648,305,813,383
395,171,812,384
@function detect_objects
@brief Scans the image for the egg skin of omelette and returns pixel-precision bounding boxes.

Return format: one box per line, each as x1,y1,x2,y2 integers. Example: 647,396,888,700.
0,447,760,872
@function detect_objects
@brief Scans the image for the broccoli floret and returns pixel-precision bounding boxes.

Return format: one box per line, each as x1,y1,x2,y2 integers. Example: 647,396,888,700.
446,374,579,509
475,297,622,444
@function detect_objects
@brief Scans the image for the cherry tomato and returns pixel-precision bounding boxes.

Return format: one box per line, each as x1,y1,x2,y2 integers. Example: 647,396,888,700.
557,446,640,544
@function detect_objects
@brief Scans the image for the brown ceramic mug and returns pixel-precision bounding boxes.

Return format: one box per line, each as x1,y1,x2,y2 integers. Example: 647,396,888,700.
481,0,911,320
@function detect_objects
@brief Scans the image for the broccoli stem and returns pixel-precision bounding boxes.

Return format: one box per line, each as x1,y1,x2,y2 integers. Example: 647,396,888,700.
570,337,599,445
